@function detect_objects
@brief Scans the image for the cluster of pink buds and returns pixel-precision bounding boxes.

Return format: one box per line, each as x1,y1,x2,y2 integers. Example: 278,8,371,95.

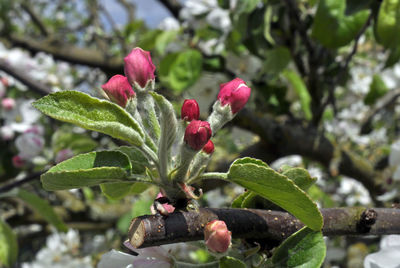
101,48,156,108
204,220,232,253
184,120,212,151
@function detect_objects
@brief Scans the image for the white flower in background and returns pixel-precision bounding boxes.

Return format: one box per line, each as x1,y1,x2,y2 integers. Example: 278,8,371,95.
364,235,400,268
98,247,173,268
22,229,92,268
206,9,231,32
158,17,180,31
0,125,14,140
2,99,41,133
15,129,44,160
337,177,371,206
389,140,400,181
180,0,217,19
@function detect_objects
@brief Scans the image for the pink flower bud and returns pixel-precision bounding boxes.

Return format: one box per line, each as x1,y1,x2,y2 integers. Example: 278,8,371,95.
202,140,214,154
12,155,25,168
218,78,251,114
181,99,200,121
204,220,232,253
124,47,156,88
184,120,212,150
101,75,135,107
156,192,175,213
1,98,15,110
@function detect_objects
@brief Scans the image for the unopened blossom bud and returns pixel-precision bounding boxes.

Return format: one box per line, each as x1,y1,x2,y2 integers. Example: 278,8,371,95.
202,140,214,154
1,98,15,110
204,220,231,253
101,75,135,107
12,155,25,168
153,192,175,214
184,120,212,150
181,99,200,121
218,78,251,114
124,47,156,89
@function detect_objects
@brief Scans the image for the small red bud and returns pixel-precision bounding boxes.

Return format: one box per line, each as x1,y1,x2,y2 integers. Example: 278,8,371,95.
101,75,135,107
202,140,214,154
184,120,212,150
218,78,251,114
204,220,232,253
124,47,156,88
181,99,200,121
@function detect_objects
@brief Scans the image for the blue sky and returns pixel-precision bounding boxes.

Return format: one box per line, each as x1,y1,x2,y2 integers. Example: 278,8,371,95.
101,0,173,28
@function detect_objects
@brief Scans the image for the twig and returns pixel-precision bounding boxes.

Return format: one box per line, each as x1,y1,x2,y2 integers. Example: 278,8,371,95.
0,59,51,96
360,88,400,134
128,207,400,248
157,0,182,20
20,2,51,37
0,171,43,194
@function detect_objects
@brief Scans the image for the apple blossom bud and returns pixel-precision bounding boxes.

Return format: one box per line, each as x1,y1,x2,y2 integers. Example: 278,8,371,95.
124,47,156,89
184,120,212,150
1,98,15,110
181,99,200,121
204,220,232,253
101,75,135,107
218,78,251,114
12,155,25,168
202,140,214,154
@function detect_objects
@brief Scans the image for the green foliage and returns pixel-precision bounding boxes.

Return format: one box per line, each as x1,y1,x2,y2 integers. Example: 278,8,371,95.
51,126,97,154
281,166,317,191
16,189,68,232
283,70,312,120
155,30,179,55
0,219,17,268
271,227,326,268
33,91,144,146
100,182,149,200
159,50,203,93
312,0,370,48
265,47,291,75
364,74,389,105
114,146,149,174
228,158,323,230
41,151,134,190
220,256,247,268
375,0,400,66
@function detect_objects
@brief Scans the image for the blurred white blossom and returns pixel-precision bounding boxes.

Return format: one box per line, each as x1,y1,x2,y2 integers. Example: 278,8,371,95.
364,235,400,268
22,230,92,268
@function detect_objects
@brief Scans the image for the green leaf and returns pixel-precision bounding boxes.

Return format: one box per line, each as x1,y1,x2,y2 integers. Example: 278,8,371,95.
231,190,251,208
16,189,68,232
282,167,317,191
155,30,179,55
385,46,400,68
219,256,247,268
234,0,261,14
100,182,149,200
283,70,312,120
376,0,400,49
271,227,326,268
33,91,144,146
228,158,323,230
311,0,370,48
160,50,203,93
41,151,132,190
150,92,177,179
232,157,270,168
265,47,291,75
263,5,275,45
114,146,149,174
364,74,389,105
0,219,17,268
